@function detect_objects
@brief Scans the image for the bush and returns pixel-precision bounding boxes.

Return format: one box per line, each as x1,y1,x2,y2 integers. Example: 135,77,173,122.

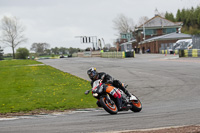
16,48,29,59
109,47,117,52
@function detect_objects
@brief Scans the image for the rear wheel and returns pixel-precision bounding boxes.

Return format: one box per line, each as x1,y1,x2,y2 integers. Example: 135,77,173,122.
130,95,142,112
100,96,118,114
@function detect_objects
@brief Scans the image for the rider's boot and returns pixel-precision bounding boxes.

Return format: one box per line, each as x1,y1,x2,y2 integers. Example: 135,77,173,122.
113,80,136,101
125,90,136,101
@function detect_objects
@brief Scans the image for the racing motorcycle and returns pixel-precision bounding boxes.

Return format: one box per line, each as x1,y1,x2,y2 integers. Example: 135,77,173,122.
85,79,142,114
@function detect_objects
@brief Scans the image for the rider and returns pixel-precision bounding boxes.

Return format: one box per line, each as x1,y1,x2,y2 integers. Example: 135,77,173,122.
87,67,135,101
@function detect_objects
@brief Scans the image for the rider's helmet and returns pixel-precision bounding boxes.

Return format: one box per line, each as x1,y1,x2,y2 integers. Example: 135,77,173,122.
87,67,98,80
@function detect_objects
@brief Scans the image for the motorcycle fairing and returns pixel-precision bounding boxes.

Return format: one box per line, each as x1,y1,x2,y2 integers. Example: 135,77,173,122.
105,86,121,98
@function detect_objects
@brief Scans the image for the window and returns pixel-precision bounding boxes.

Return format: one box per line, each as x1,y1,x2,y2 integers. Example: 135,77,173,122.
163,28,176,34
145,29,156,35
121,34,126,39
121,33,133,40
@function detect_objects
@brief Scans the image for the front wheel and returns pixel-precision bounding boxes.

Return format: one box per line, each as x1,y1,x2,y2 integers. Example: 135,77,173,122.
100,96,118,114
130,95,142,112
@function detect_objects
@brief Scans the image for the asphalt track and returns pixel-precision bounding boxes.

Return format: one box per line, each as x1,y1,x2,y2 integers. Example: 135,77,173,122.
1,54,200,133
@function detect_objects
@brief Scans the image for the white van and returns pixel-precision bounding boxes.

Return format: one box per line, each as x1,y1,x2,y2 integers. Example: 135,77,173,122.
174,39,193,50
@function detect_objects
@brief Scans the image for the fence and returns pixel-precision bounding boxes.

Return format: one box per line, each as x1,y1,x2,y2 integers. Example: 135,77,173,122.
77,51,101,57
159,43,174,54
192,35,200,49
101,52,125,58
101,51,135,58
160,49,179,54
179,49,200,57
160,35,200,54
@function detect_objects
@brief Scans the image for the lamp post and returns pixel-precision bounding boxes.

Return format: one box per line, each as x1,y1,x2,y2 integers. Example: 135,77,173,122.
143,22,145,41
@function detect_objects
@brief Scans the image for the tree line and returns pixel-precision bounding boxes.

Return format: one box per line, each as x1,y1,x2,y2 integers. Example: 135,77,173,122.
165,5,200,35
30,43,81,55
0,16,83,59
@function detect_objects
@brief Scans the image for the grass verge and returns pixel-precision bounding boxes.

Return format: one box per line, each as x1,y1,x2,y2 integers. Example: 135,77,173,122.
0,60,96,114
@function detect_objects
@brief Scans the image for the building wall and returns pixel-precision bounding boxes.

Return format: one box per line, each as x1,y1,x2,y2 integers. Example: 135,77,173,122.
136,27,181,53
139,39,178,53
157,29,163,35
115,38,128,51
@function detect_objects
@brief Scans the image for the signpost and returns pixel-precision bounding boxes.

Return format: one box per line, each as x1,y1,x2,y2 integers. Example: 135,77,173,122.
75,36,98,50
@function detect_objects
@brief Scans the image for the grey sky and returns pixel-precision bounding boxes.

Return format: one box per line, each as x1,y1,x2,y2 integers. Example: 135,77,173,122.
0,0,199,53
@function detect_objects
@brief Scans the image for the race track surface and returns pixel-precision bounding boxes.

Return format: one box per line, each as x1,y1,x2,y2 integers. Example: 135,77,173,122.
1,54,200,133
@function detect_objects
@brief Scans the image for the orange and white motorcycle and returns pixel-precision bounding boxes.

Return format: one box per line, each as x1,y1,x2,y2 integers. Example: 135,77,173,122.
85,79,142,114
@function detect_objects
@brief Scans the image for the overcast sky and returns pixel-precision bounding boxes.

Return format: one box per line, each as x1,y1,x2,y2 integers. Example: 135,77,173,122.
0,0,199,53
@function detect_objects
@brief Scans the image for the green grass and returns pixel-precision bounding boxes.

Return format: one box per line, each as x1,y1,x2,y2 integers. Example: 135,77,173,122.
0,60,96,114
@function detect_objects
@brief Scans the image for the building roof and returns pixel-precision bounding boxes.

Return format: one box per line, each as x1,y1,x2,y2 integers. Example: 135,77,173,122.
137,15,182,29
139,32,192,44
120,39,137,46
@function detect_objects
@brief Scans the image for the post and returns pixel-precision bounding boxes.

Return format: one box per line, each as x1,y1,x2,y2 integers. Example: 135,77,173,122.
143,22,145,41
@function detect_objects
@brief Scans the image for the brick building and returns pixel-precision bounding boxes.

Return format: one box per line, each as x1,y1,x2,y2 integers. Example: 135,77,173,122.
139,32,192,53
115,15,192,53
134,15,192,53
116,32,134,51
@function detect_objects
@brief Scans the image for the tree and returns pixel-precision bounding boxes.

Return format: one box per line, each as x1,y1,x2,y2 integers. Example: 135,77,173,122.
59,47,68,54
104,43,111,49
165,12,175,22
138,16,149,26
44,49,51,55
16,47,29,59
165,5,200,34
113,14,135,34
0,16,27,59
180,8,186,24
30,43,50,55
176,9,181,22
196,6,200,25
51,47,59,55
197,13,200,26
109,47,117,52
67,47,80,55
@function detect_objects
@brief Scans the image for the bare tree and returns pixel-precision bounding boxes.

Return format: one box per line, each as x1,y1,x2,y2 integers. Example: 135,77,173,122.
138,16,149,26
113,14,135,34
0,16,27,59
159,12,165,18
30,43,50,55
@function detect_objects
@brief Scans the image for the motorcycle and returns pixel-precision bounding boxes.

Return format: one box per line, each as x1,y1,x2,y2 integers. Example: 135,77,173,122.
85,79,142,114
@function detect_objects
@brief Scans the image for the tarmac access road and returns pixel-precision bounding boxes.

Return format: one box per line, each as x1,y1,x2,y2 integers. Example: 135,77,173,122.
1,54,200,133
